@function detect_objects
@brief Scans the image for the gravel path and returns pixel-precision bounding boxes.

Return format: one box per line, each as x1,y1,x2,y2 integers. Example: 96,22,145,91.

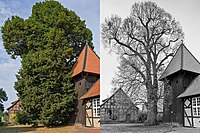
101,123,200,133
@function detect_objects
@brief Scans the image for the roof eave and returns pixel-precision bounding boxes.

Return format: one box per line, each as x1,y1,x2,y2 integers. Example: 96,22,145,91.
80,94,100,100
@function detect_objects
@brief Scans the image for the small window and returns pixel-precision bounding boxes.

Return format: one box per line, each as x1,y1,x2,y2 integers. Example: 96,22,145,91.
93,98,100,117
197,97,200,106
192,97,200,116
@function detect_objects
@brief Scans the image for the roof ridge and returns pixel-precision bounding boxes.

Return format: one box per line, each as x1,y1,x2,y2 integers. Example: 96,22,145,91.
71,44,100,77
87,44,100,59
160,43,200,80
82,45,88,72
7,100,20,110
101,88,135,107
182,44,200,69
181,43,183,69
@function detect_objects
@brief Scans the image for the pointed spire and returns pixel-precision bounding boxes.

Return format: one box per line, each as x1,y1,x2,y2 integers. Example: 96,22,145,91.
71,45,100,77
160,44,200,80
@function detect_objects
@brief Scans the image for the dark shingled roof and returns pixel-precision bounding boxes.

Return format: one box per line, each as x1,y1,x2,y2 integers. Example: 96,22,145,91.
178,75,200,98
160,44,200,80
7,100,20,110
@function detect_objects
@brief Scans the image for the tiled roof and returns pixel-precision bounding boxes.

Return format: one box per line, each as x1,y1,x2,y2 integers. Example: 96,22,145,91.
7,99,20,110
80,79,100,99
178,75,200,98
71,45,100,77
160,44,200,80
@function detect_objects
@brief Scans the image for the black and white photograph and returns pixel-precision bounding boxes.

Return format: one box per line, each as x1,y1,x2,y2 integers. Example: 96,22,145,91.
101,0,200,132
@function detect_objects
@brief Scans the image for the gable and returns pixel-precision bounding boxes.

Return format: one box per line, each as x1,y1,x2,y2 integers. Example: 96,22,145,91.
7,100,20,111
101,88,136,109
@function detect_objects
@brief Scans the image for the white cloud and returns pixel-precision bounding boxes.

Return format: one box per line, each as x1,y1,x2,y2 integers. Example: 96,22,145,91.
0,1,13,26
0,57,21,109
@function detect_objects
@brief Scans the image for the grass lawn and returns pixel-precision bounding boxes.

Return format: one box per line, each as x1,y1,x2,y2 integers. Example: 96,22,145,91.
0,125,100,133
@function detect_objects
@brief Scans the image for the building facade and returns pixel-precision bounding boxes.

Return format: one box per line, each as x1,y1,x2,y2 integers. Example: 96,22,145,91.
80,80,100,127
7,100,21,123
101,88,139,123
71,44,100,127
160,44,200,127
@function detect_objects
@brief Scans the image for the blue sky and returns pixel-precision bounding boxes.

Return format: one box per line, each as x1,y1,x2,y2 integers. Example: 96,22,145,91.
0,0,99,109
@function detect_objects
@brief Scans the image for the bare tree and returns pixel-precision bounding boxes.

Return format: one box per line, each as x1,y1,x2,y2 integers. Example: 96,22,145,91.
112,56,166,111
101,1,183,125
112,56,147,107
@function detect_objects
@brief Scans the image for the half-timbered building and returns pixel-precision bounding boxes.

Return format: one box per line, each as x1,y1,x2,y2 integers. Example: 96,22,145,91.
101,88,139,123
80,79,100,127
71,44,100,127
178,76,200,127
7,100,21,123
160,44,200,127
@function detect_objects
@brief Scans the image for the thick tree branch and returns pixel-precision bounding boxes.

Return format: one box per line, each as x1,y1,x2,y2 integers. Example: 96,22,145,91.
113,37,148,66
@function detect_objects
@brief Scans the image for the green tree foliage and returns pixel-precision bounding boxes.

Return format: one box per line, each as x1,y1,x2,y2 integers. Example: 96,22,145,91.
3,112,8,123
16,111,30,125
0,88,8,112
10,114,17,124
2,1,93,127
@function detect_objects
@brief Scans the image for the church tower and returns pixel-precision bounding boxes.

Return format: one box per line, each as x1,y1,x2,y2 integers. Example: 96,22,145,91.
71,45,100,126
160,44,200,124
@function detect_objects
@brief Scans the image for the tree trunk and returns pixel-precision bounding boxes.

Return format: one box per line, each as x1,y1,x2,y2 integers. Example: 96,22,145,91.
146,78,158,125
145,53,158,125
146,98,158,125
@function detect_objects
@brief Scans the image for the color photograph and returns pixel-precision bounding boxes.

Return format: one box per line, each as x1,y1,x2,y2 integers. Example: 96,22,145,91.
0,0,100,132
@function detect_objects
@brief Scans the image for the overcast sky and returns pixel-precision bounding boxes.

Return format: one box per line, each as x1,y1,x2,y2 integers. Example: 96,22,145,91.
101,0,200,102
0,0,99,109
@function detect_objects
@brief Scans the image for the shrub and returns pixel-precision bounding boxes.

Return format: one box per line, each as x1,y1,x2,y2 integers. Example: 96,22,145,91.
137,112,147,123
3,112,8,123
157,112,163,123
16,111,30,125
10,114,17,124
